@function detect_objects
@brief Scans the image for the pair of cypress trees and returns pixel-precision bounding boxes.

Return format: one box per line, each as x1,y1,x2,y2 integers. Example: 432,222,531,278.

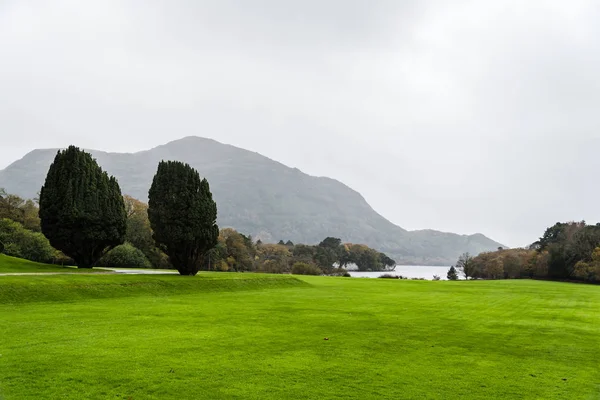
39,146,217,275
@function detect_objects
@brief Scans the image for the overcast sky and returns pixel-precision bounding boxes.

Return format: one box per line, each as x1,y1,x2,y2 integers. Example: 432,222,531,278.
1,0,599,247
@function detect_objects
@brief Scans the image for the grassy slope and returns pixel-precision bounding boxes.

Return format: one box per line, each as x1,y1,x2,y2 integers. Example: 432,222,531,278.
0,254,104,274
0,274,599,399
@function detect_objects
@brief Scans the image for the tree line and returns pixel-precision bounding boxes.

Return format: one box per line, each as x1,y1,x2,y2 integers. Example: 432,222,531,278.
450,221,600,283
0,146,395,276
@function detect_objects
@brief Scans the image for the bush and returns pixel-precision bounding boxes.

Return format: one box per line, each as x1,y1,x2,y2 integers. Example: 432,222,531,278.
342,271,352,277
96,243,152,269
0,218,55,263
432,275,441,281
3,242,22,258
51,251,75,266
0,239,4,254
146,248,173,269
258,260,289,274
291,262,323,276
447,266,459,280
325,268,349,277
378,274,401,279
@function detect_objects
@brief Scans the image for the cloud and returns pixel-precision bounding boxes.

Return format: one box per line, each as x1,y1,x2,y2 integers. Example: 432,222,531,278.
0,0,599,247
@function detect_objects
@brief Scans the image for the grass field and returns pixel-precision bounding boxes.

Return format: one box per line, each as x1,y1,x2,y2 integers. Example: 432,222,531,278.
0,259,599,399
0,254,105,274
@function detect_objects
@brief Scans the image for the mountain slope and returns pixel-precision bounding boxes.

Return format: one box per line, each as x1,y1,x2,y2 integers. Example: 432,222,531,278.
0,136,503,264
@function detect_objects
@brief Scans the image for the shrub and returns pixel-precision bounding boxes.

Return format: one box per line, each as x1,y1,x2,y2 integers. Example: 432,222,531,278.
325,268,349,277
342,271,352,277
378,274,401,279
145,248,173,270
96,243,152,269
0,218,55,263
291,262,323,276
447,266,459,280
258,260,288,274
51,251,75,266
432,275,441,281
0,239,4,254
3,242,22,258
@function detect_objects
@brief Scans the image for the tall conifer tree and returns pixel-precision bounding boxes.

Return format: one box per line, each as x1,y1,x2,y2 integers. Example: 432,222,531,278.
39,146,127,268
148,161,219,275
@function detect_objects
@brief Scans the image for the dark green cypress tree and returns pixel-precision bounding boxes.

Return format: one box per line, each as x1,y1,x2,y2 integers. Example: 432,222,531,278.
447,266,459,281
39,146,127,268
148,161,219,276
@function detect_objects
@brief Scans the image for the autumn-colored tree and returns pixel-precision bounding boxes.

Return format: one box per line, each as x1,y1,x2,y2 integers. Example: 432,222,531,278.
573,247,600,282
122,195,171,269
256,243,291,273
224,229,255,271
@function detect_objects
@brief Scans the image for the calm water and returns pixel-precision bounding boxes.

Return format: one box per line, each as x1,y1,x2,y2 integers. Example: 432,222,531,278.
349,265,452,280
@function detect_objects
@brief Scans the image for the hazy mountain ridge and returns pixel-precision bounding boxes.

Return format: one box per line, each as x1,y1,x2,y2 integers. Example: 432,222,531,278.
0,136,503,264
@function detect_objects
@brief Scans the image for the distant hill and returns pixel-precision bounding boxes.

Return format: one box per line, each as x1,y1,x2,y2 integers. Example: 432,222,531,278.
0,136,504,264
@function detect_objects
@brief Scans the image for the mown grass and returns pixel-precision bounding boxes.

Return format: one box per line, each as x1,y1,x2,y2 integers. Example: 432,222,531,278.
0,254,104,274
0,267,599,399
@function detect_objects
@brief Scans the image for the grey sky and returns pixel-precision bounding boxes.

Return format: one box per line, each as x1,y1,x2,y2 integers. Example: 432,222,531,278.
1,0,599,248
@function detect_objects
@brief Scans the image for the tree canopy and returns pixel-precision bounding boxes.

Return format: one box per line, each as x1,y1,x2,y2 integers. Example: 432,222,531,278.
461,221,600,283
39,146,127,268
447,266,458,280
148,161,219,276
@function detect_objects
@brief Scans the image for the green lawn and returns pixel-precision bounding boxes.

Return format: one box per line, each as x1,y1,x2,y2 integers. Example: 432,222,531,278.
0,268,599,399
0,254,106,274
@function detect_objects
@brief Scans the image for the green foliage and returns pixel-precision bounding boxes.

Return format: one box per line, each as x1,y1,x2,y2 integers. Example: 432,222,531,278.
221,229,255,272
313,237,355,272
123,195,171,269
378,274,401,279
39,146,127,268
344,244,396,271
96,243,152,269
573,247,600,282
534,221,599,279
291,244,317,264
256,244,292,273
0,239,4,254
0,218,55,263
0,188,41,231
148,161,219,276
291,262,322,275
447,266,458,280
201,229,395,275
467,222,600,283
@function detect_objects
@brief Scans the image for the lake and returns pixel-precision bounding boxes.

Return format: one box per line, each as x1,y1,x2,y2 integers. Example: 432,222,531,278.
349,265,453,280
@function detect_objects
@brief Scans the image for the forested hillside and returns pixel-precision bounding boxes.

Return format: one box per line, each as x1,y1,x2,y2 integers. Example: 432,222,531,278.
0,136,503,264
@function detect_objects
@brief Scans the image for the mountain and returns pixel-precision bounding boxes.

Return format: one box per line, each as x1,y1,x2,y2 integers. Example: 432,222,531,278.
0,136,503,264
